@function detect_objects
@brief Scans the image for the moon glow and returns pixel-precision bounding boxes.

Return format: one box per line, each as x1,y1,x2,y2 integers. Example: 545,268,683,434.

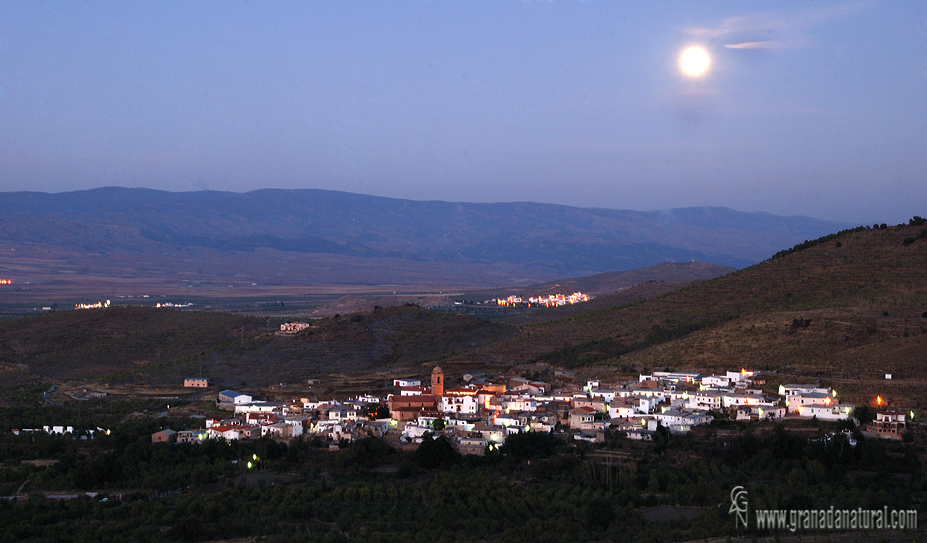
679,46,710,77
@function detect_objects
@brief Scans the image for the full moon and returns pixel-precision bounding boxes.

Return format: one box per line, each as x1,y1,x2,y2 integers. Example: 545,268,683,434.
679,46,710,77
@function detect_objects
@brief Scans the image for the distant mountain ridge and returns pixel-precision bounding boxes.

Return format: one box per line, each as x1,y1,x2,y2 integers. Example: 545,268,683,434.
0,187,853,286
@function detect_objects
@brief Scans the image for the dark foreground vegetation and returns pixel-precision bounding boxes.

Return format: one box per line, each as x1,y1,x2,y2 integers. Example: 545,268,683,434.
0,396,924,542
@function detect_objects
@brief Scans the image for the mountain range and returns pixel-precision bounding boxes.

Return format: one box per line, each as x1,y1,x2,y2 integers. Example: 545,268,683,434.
0,187,853,293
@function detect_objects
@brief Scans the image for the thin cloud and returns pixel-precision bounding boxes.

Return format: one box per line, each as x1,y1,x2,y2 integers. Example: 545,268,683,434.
687,1,870,50
724,41,781,50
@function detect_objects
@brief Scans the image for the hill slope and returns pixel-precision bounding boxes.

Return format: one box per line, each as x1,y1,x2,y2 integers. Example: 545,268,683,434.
0,308,268,384
441,223,927,402
0,304,515,388
467,262,736,299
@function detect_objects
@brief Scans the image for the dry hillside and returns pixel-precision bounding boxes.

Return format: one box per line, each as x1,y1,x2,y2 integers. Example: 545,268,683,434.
439,223,927,407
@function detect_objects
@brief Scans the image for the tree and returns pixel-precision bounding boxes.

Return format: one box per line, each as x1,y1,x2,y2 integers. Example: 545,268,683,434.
413,435,459,469
584,497,614,531
333,436,394,469
501,431,561,459
653,423,670,455
767,424,804,459
852,405,874,425
170,516,205,542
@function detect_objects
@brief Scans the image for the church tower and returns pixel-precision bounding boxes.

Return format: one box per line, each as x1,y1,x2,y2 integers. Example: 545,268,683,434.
431,366,445,397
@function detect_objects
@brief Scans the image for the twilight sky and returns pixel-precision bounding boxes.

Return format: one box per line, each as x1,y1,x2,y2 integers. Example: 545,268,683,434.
0,1,924,224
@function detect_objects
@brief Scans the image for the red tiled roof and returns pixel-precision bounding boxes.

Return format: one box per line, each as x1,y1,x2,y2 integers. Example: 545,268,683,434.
390,394,438,406
446,385,480,395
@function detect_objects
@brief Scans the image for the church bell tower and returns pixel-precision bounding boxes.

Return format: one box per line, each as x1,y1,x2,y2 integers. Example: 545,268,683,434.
431,366,445,397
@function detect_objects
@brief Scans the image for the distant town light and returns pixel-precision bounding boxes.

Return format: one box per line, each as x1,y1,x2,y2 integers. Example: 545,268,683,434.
495,292,591,308
75,301,108,309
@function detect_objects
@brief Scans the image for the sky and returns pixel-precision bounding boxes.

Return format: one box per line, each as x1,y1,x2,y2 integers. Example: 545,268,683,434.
0,1,925,224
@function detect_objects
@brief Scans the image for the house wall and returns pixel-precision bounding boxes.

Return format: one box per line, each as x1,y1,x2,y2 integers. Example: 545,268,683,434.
151,430,176,443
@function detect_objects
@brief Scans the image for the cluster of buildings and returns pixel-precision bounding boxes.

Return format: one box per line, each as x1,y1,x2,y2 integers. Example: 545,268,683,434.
75,300,111,310
14,426,75,436
13,426,109,439
279,322,313,334
149,366,911,449
778,383,853,420
153,389,390,446
494,292,592,308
